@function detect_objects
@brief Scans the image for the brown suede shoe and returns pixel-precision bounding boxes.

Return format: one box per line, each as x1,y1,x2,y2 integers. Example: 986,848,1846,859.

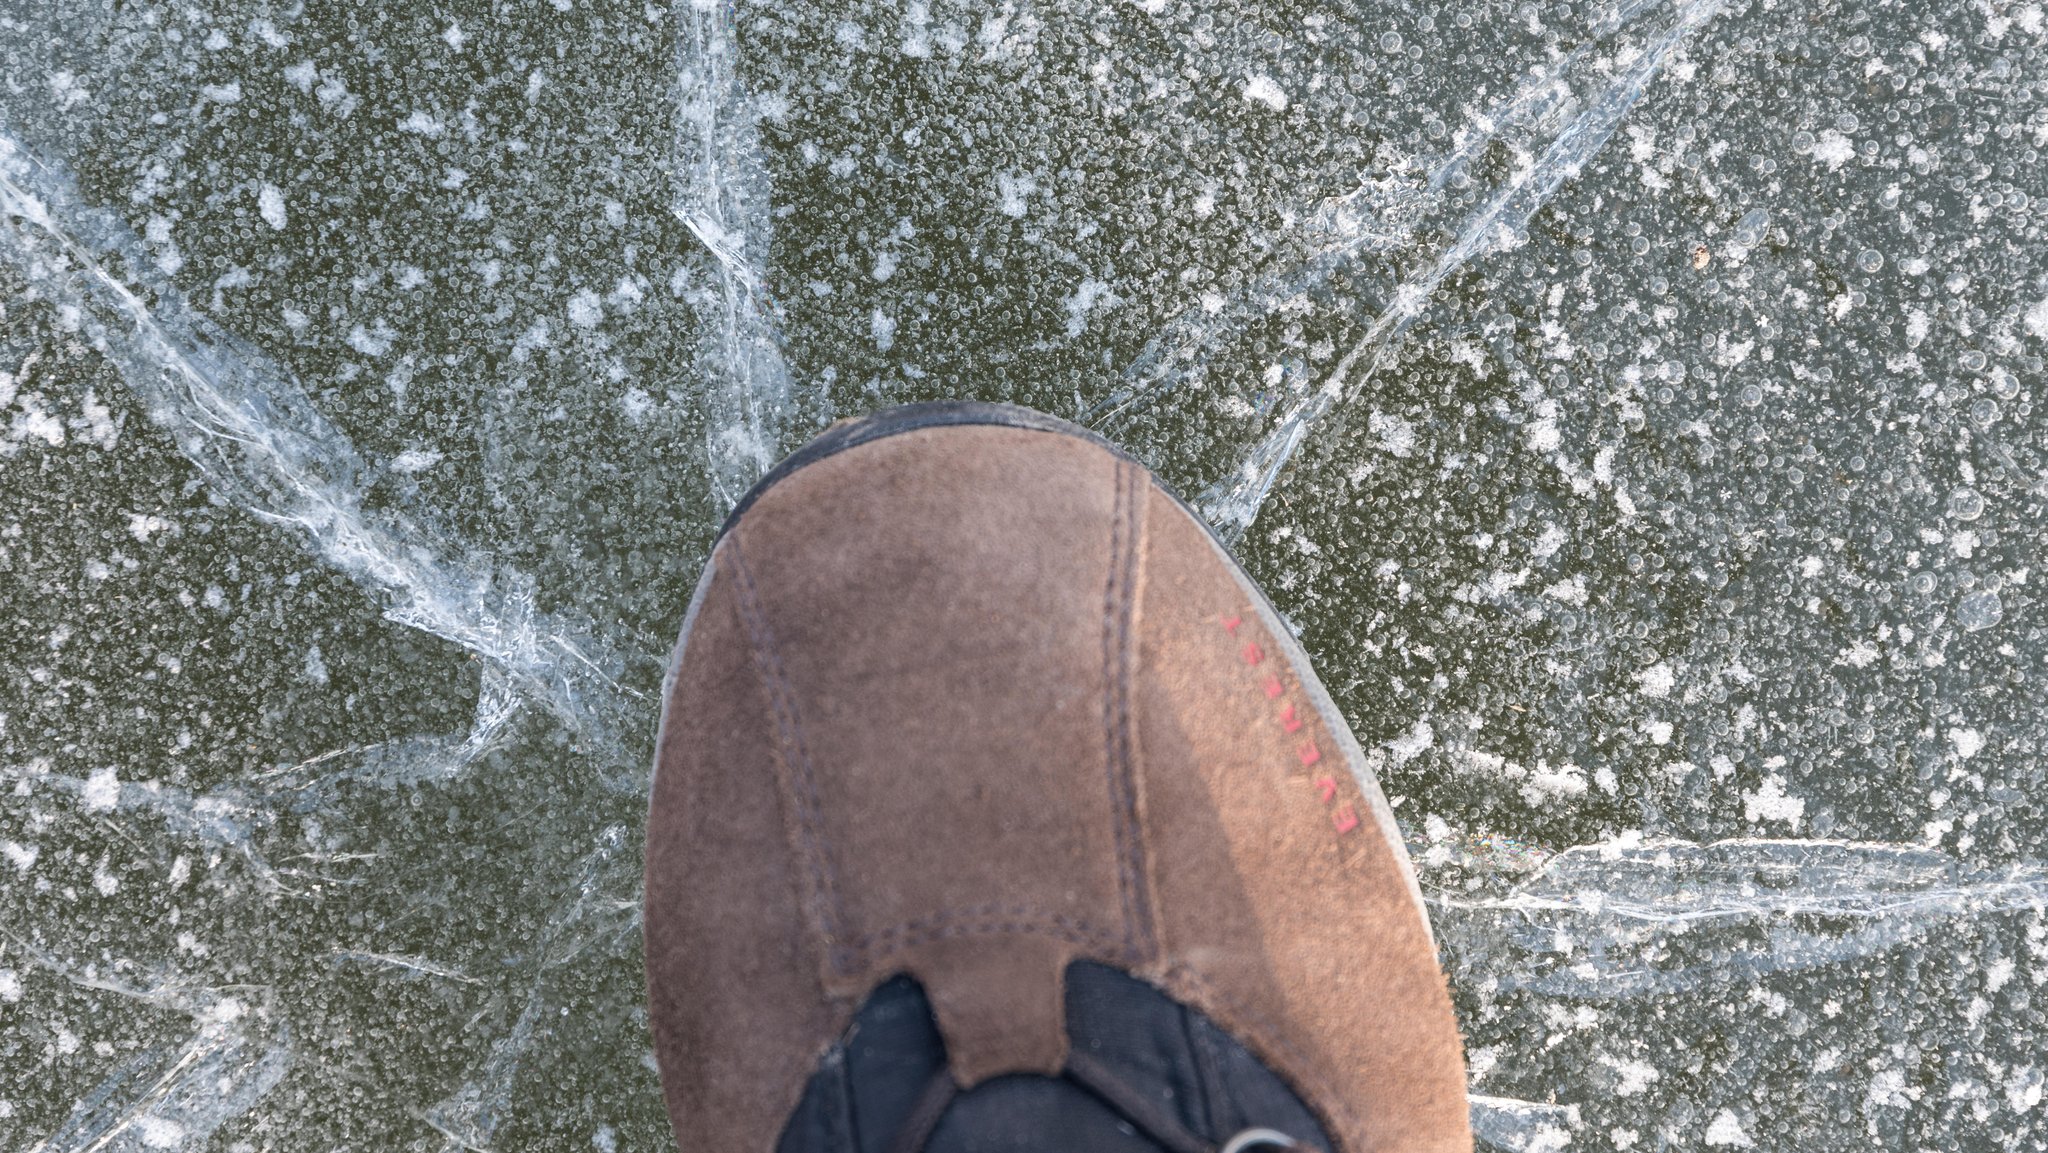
645,402,1471,1153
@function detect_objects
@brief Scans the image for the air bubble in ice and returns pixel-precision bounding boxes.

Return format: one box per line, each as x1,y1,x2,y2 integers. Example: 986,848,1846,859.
1732,208,1769,248
1856,249,1883,273
1946,488,1985,521
1956,589,2003,631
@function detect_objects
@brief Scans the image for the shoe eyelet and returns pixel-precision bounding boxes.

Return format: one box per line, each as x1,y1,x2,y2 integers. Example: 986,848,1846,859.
1221,1128,1299,1153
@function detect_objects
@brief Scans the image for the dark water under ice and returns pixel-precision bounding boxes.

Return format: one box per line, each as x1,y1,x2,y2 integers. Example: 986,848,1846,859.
2,0,2045,1149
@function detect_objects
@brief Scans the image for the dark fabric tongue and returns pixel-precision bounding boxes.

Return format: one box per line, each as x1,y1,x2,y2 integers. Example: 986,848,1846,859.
777,962,1333,1153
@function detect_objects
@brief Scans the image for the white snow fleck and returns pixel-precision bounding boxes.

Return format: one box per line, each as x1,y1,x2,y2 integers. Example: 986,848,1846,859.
82,767,120,813
93,858,120,896
1385,720,1435,764
390,448,444,474
1521,762,1588,805
2025,299,2048,341
127,514,174,542
0,968,20,1002
398,110,446,137
1811,129,1856,169
443,22,467,51
996,172,1037,218
1634,662,1675,699
871,309,897,351
257,183,287,230
1742,774,1805,830
1063,279,1118,337
1542,575,1588,604
567,289,604,329
301,645,330,686
1369,411,1416,457
1703,1109,1752,1147
1,841,36,872
50,71,90,110
1950,727,1984,759
1242,75,1289,111
137,1117,185,1149
200,82,243,104
1612,1058,1660,1096
347,321,395,357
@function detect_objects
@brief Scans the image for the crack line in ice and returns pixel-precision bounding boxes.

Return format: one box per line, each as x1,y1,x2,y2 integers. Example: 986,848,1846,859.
10,945,293,1153
421,826,639,1153
333,950,483,985
1086,0,1688,432
0,132,637,763
1198,0,1723,536
1469,1093,1582,1153
0,760,289,891
1431,836,2048,998
673,0,800,511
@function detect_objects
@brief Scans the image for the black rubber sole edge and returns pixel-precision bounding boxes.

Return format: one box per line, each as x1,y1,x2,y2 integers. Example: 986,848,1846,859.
717,400,1142,543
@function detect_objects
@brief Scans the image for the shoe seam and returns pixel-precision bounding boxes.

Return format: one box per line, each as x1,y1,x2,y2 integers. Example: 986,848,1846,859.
1103,458,1157,965
728,532,850,966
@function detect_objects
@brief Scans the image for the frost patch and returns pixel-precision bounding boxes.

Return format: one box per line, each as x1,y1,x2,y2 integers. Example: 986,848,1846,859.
995,172,1036,218
1610,1058,1660,1096
50,71,89,110
1385,720,1435,764
348,320,396,357
1369,410,1416,457
1810,129,1856,169
1742,774,1805,830
2026,299,2048,341
1703,1110,1751,1147
1242,75,1289,111
1064,279,1118,337
398,110,446,137
1950,727,1984,759
82,767,120,813
257,183,287,230
136,1116,186,1149
1634,662,1674,698
128,514,174,542
2,840,37,872
567,289,604,329
1521,762,1587,806
390,448,444,473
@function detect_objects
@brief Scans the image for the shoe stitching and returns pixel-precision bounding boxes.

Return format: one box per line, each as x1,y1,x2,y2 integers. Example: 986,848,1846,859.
1104,460,1156,964
1117,462,1157,960
846,902,1124,950
728,535,848,964
1101,459,1140,961
851,909,1130,964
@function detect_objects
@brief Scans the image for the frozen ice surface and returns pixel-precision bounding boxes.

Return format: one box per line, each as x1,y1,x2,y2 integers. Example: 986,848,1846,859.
1,0,2044,1150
